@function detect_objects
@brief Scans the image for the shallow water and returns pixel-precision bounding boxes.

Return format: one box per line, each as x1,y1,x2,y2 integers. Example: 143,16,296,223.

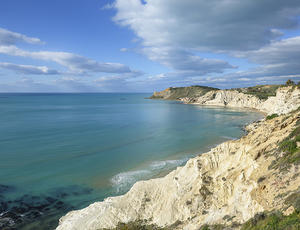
0,93,263,229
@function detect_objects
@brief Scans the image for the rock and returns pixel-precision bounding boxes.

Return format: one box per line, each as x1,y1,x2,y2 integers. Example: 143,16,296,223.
181,86,300,115
0,185,91,229
57,111,300,230
56,87,300,230
0,185,16,194
283,206,295,216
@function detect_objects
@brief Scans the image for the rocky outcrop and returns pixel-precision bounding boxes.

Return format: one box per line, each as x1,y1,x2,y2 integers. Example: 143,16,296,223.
149,86,218,100
57,109,300,230
181,86,300,115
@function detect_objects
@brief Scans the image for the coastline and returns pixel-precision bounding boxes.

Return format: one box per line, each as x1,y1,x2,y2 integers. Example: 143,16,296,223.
108,105,262,197
57,86,300,230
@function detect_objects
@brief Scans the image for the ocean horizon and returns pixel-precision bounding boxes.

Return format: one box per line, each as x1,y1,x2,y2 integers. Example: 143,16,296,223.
0,93,263,229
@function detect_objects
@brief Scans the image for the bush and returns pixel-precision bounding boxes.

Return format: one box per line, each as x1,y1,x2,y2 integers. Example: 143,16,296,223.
266,114,279,120
286,79,295,86
241,211,300,230
270,123,300,170
107,222,171,230
198,224,226,230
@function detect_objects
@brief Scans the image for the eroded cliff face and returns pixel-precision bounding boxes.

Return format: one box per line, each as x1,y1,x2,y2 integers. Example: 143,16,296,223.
181,86,300,115
57,109,300,230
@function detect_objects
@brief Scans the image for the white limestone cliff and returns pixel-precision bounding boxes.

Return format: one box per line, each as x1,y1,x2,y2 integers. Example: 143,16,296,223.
57,87,300,230
181,86,300,115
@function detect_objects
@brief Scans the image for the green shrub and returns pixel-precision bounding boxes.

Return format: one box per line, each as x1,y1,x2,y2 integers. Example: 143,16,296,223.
285,192,300,212
286,79,295,86
270,120,300,170
280,140,298,154
234,85,282,100
241,211,300,230
266,114,279,120
107,222,167,230
198,224,226,230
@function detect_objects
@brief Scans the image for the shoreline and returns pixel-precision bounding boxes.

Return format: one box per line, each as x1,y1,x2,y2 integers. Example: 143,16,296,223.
57,86,300,230
108,105,261,197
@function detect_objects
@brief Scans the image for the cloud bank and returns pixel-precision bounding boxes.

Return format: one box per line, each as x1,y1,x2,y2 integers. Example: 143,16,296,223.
111,0,300,88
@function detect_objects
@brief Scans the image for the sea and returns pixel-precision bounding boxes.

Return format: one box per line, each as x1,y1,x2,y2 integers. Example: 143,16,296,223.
0,93,263,229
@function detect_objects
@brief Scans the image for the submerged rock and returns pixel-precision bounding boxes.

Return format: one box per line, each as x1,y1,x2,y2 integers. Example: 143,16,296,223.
0,185,93,230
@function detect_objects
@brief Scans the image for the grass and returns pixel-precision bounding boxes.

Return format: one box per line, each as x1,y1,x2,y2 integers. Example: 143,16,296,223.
149,85,218,100
266,114,279,120
240,211,300,230
285,191,300,211
199,224,227,230
269,120,300,171
234,85,283,100
104,222,166,230
104,220,183,230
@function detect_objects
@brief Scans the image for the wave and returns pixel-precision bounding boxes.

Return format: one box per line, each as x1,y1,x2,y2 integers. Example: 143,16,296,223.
111,170,151,193
221,136,237,140
110,157,189,193
149,158,188,170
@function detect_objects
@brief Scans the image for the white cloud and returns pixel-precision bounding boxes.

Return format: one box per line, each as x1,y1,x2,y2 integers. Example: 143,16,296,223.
0,62,59,75
0,27,44,45
113,0,300,51
110,0,300,81
0,45,138,74
233,36,300,77
120,48,128,52
143,47,235,73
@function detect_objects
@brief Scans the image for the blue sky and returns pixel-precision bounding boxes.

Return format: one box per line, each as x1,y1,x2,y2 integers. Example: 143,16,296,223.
0,0,300,92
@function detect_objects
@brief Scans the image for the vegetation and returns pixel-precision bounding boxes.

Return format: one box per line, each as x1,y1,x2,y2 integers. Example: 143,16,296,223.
269,117,300,171
199,210,300,230
149,85,218,100
240,211,300,230
107,222,166,230
266,114,279,120
234,85,282,100
285,192,300,211
286,79,295,86
199,224,227,230
105,221,182,230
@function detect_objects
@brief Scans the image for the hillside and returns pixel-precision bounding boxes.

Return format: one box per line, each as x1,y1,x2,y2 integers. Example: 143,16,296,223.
233,85,283,100
148,85,218,100
149,85,286,101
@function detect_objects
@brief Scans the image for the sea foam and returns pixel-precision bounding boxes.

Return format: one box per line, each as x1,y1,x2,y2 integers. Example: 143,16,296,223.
111,157,189,193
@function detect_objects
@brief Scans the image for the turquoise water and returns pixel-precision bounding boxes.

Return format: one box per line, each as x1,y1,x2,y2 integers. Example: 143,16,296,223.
0,93,263,229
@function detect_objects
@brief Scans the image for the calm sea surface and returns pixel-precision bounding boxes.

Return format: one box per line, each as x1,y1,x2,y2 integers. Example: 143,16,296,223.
0,93,263,229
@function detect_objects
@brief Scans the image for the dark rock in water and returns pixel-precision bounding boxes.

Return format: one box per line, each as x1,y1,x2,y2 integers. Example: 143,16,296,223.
0,184,93,229
0,201,8,212
0,217,16,229
49,185,93,199
0,185,16,194
45,196,56,203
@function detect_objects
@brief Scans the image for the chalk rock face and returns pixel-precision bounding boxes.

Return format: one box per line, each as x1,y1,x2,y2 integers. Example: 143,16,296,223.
201,90,262,109
181,86,300,115
57,112,300,230
259,87,300,115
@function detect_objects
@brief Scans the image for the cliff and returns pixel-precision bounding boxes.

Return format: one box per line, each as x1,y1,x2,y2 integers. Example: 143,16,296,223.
148,85,218,100
56,86,300,230
180,86,300,115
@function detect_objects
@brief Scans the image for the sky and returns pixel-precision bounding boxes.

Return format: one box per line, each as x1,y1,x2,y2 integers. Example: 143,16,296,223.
0,0,300,92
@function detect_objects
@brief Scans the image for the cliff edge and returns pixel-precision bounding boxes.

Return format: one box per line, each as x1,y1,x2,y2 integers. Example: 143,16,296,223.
180,86,300,115
57,86,300,230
